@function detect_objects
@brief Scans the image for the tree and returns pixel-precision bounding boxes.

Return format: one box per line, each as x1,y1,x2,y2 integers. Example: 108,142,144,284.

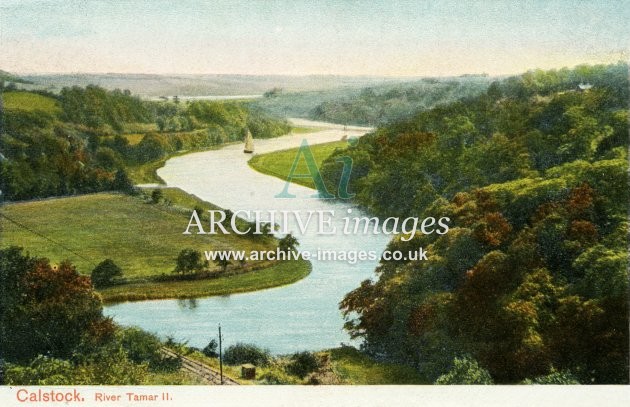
174,249,204,274
202,339,218,358
113,169,134,194
0,247,112,362
214,257,230,273
278,233,299,253
151,189,162,204
91,259,123,288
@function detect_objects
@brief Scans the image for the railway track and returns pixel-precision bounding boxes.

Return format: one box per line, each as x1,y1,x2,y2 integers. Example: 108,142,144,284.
160,347,240,385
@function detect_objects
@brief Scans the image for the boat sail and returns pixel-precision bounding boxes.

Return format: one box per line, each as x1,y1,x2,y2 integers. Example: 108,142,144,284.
243,129,254,154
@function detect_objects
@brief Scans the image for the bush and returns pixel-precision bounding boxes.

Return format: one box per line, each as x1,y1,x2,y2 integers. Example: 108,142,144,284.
4,356,75,385
286,351,319,378
223,343,270,367
91,259,123,288
522,369,580,384
116,327,162,366
4,349,149,385
258,369,299,384
435,356,493,384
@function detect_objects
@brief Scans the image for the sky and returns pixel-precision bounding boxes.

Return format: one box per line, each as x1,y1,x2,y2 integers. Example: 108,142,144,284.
0,0,628,76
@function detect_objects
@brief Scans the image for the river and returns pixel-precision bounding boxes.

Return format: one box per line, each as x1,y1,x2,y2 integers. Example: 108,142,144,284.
104,119,390,354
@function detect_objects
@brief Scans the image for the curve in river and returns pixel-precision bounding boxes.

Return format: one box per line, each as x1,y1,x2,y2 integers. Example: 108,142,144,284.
104,119,390,354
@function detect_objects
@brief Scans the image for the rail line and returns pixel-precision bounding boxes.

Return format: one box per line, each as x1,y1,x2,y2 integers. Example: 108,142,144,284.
160,347,240,385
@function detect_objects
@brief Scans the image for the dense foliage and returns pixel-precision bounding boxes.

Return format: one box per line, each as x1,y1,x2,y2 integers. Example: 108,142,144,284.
223,343,271,367
312,78,490,126
0,247,113,362
0,247,181,384
328,63,629,383
0,86,290,201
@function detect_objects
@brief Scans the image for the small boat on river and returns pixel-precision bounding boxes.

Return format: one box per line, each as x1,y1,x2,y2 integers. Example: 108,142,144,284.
244,129,254,154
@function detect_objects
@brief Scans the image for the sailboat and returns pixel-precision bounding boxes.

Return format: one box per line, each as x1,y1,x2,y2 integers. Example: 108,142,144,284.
243,129,254,154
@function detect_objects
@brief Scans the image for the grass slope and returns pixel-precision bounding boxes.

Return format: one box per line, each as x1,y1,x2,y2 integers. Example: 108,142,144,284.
248,140,347,189
0,192,273,279
328,347,429,384
3,91,61,114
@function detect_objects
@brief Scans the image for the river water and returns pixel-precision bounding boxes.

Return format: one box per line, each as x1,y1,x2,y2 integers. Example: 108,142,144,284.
104,120,390,354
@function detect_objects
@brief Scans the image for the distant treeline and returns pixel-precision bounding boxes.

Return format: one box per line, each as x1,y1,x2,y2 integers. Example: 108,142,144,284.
252,77,491,126
0,85,290,201
322,62,629,384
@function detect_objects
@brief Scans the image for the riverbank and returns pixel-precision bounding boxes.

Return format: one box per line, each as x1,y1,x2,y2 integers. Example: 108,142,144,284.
126,141,238,185
248,140,347,189
100,259,311,303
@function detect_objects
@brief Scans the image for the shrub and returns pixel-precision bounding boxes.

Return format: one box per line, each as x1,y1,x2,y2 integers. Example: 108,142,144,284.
4,349,149,385
116,327,161,366
286,351,319,378
435,356,493,384
223,343,270,367
258,369,298,384
522,369,580,384
4,356,75,385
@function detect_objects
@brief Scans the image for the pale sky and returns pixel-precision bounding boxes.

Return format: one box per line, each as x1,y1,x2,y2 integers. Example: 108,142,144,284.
0,0,628,76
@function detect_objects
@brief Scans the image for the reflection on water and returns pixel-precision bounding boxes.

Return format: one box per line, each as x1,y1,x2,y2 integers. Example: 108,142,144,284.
104,120,389,354
176,299,198,310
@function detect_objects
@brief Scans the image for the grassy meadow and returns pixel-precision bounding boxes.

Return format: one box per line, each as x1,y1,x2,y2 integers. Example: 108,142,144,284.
3,91,61,114
0,191,272,278
248,140,347,189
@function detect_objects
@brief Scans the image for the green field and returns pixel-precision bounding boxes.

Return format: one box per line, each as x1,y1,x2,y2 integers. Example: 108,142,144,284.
248,140,347,189
3,91,61,114
99,259,310,303
0,191,274,279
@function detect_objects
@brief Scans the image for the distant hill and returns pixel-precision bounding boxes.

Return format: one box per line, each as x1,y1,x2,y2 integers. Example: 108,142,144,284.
0,70,32,84
251,76,492,125
20,73,414,97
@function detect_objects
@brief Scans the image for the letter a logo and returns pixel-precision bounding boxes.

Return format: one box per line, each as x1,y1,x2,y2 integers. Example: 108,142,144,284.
275,139,335,199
